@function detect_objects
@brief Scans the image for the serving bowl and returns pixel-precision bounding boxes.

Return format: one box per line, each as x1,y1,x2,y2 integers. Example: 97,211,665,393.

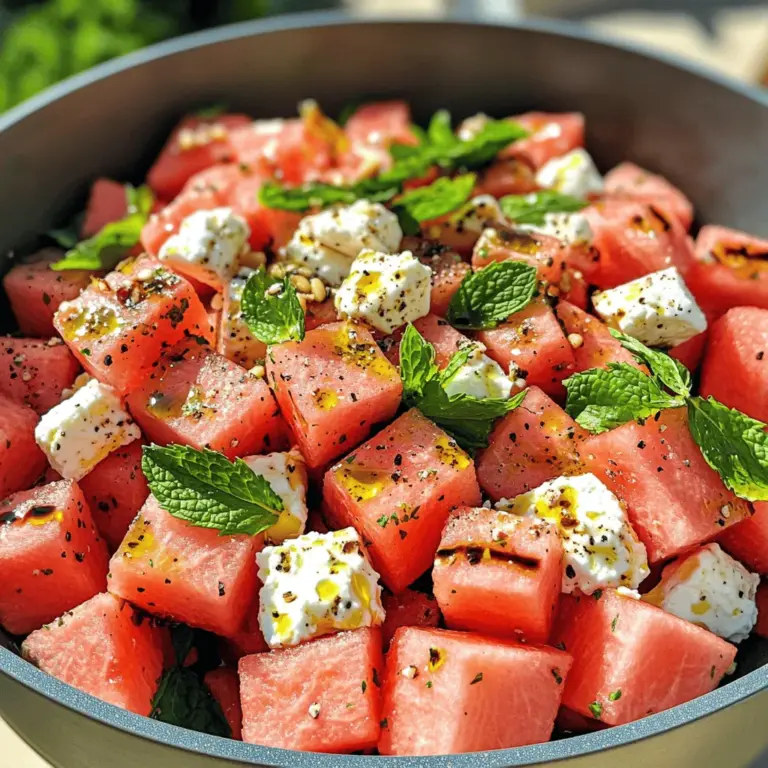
1,11,768,768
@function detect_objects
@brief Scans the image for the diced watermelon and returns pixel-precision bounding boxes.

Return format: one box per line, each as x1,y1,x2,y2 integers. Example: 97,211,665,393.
266,322,402,470
54,257,214,394
219,594,269,664
383,314,469,369
81,179,128,238
755,582,768,639
700,307,768,422
3,249,92,337
108,495,261,636
476,386,586,502
433,507,563,644
239,627,384,752
379,626,572,755
668,331,707,372
344,101,414,147
604,162,694,231
0,336,80,414
126,340,286,460
0,395,48,497
304,299,339,331
0,480,108,635
323,409,481,593
475,157,538,199
478,297,575,397
719,503,768,575
559,262,590,310
381,589,440,650
78,440,149,552
686,226,768,318
504,112,585,169
204,667,243,740
552,589,736,726
584,407,750,563
147,114,251,200
180,163,247,199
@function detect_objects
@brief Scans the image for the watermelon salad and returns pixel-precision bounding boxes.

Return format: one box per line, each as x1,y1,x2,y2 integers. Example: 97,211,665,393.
3,99,768,757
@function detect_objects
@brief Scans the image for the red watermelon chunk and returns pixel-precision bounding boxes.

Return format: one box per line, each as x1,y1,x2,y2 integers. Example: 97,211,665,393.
504,112,585,169
381,589,440,650
668,331,707,373
0,480,108,635
81,179,128,238
304,299,339,331
108,495,261,636
719,503,768,575
476,386,586,502
583,407,750,563
204,667,243,740
379,626,572,755
475,157,538,199
323,409,481,593
344,101,414,147
383,314,469,369
267,322,402,470
181,163,247,199
0,336,80,414
700,307,768,423
433,507,563,644
127,340,286,460
54,257,214,394
552,589,736,726
478,297,575,397
219,593,269,664
0,395,48,497
4,249,92,338
239,627,384,753
22,592,165,715
78,440,149,552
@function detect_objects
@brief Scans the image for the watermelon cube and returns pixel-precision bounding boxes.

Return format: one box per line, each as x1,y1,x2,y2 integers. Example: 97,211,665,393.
0,336,80,414
344,100,414,146
181,163,247,200
323,409,482,593
0,394,48,497
108,495,261,636
3,249,92,337
78,440,149,551
127,341,286,460
0,480,109,635
383,314,469,370
54,257,214,394
405,240,470,317
22,592,165,715
475,157,538,199
476,386,586,502
81,178,128,238
267,322,402,470
701,307,768,423
239,627,384,752
478,297,575,396
433,507,563,644
584,407,750,563
379,626,572,755
304,298,339,332
719,503,768,575
219,593,269,664
505,111,585,169
552,589,736,726
381,589,440,650
204,667,243,740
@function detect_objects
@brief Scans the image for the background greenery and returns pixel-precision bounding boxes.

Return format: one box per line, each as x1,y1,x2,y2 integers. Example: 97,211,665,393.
0,0,338,112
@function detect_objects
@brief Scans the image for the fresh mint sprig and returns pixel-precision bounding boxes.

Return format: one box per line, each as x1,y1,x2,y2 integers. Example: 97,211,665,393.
240,267,305,345
392,173,476,236
499,190,588,226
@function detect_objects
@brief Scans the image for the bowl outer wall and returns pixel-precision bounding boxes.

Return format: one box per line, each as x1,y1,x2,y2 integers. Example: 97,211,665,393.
0,10,768,768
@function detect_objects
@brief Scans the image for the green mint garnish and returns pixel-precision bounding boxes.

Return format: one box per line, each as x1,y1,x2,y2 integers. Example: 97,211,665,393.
392,173,476,236
240,267,305,345
499,190,588,226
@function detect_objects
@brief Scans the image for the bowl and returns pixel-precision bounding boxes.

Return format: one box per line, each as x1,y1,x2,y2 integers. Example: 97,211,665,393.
1,11,768,768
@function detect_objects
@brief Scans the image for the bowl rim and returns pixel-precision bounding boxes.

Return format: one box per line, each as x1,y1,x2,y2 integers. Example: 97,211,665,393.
1,9,767,767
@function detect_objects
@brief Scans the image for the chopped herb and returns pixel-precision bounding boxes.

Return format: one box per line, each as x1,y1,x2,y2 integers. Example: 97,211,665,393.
609,689,622,702
551,668,563,685
588,701,603,719
376,515,389,528
392,173,476,236
240,268,305,345
470,672,484,685
361,680,367,693
425,681,433,688
593,589,603,600
499,189,588,226
611,615,619,633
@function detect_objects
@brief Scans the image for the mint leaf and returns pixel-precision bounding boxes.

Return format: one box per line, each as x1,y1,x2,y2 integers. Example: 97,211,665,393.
610,329,691,397
51,184,154,271
426,109,455,147
441,119,527,169
141,444,283,536
687,397,768,502
447,260,538,330
564,363,685,434
240,268,305,345
392,173,476,236
258,182,363,212
400,323,438,399
499,190,588,226
194,104,227,119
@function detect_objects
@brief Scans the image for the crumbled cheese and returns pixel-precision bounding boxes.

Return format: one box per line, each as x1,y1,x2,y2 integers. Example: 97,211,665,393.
519,211,593,246
496,473,649,595
535,149,604,198
34,378,140,481
257,527,385,648
442,343,513,400
592,267,707,348
334,249,431,334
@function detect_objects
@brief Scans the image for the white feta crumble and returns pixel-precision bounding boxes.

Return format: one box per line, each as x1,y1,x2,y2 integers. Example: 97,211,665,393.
592,267,707,348
518,211,593,246
649,543,758,643
158,207,250,289
242,449,309,545
34,378,141,481
496,473,649,595
535,149,604,198
257,527,385,648
334,249,431,334
442,343,513,400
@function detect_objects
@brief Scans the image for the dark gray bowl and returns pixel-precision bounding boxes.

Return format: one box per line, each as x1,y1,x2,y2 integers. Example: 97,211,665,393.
2,11,768,768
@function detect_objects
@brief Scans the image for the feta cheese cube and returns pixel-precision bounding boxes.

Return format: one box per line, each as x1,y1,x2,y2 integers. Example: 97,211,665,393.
158,207,250,290
496,473,649,595
519,211,593,246
649,543,758,643
281,228,356,287
34,378,141,481
242,449,309,545
535,149,604,198
334,249,431,334
442,343,513,400
257,527,385,648
592,267,707,348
